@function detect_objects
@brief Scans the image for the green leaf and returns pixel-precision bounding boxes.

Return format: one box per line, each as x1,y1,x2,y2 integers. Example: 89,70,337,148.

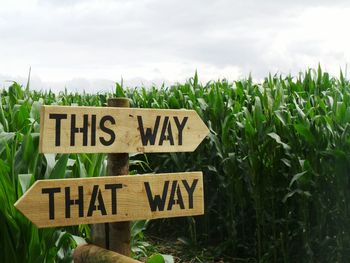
115,82,125,97
169,96,180,108
268,132,291,151
294,99,306,119
294,123,315,144
289,171,308,188
281,158,291,167
18,173,33,194
283,189,312,203
147,253,165,263
44,153,56,179
71,235,87,246
0,132,15,155
131,220,149,238
49,154,69,179
0,94,9,132
77,155,88,178
30,101,42,122
274,110,286,126
197,98,208,111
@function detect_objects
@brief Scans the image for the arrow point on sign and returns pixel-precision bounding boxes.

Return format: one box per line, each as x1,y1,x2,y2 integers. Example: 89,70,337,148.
40,106,209,153
190,112,209,151
14,173,204,228
14,181,42,227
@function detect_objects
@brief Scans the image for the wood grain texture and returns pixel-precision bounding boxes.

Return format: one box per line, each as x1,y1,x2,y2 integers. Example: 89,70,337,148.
14,172,204,228
106,97,131,255
73,244,141,263
39,105,209,153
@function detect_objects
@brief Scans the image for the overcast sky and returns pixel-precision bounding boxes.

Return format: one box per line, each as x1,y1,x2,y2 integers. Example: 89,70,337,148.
1,0,350,92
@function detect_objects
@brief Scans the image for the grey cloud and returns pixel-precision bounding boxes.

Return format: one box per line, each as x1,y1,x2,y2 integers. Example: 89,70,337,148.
1,0,350,91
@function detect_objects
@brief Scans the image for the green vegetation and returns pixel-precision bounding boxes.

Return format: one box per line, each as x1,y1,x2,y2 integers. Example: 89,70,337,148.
1,67,350,262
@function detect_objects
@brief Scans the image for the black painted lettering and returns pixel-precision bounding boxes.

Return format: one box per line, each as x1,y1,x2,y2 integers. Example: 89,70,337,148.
167,181,184,210
182,179,198,209
137,115,161,146
70,114,78,146
173,116,188,145
65,186,84,218
91,114,96,146
144,181,169,211
159,116,174,145
49,114,67,146
70,114,89,146
42,187,61,220
81,115,89,146
105,183,123,215
87,185,107,216
99,115,116,146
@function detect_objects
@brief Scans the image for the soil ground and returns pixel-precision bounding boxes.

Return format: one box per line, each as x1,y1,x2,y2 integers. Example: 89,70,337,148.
143,234,236,263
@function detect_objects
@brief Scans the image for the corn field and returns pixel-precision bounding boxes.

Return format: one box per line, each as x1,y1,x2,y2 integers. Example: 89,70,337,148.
1,67,350,262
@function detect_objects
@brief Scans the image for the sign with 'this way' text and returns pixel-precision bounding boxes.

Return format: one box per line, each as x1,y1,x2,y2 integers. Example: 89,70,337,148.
39,106,209,153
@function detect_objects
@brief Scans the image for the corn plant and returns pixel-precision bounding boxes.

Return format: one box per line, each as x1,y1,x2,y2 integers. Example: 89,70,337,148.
1,67,350,262
120,68,350,262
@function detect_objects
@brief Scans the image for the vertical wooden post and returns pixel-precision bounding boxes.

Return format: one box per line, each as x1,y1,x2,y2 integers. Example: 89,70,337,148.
91,97,131,256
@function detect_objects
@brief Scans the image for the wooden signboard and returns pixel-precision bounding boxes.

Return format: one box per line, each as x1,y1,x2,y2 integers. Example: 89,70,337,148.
15,172,204,228
39,105,209,153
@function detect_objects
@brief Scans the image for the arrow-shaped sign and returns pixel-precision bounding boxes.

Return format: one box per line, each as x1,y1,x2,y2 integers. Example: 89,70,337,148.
39,105,209,153
14,172,204,228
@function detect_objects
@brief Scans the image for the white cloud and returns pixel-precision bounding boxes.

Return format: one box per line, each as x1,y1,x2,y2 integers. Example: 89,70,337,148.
0,0,350,92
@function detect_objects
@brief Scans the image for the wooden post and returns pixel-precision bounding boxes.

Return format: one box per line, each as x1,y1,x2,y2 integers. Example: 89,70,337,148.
73,244,141,263
91,98,131,255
